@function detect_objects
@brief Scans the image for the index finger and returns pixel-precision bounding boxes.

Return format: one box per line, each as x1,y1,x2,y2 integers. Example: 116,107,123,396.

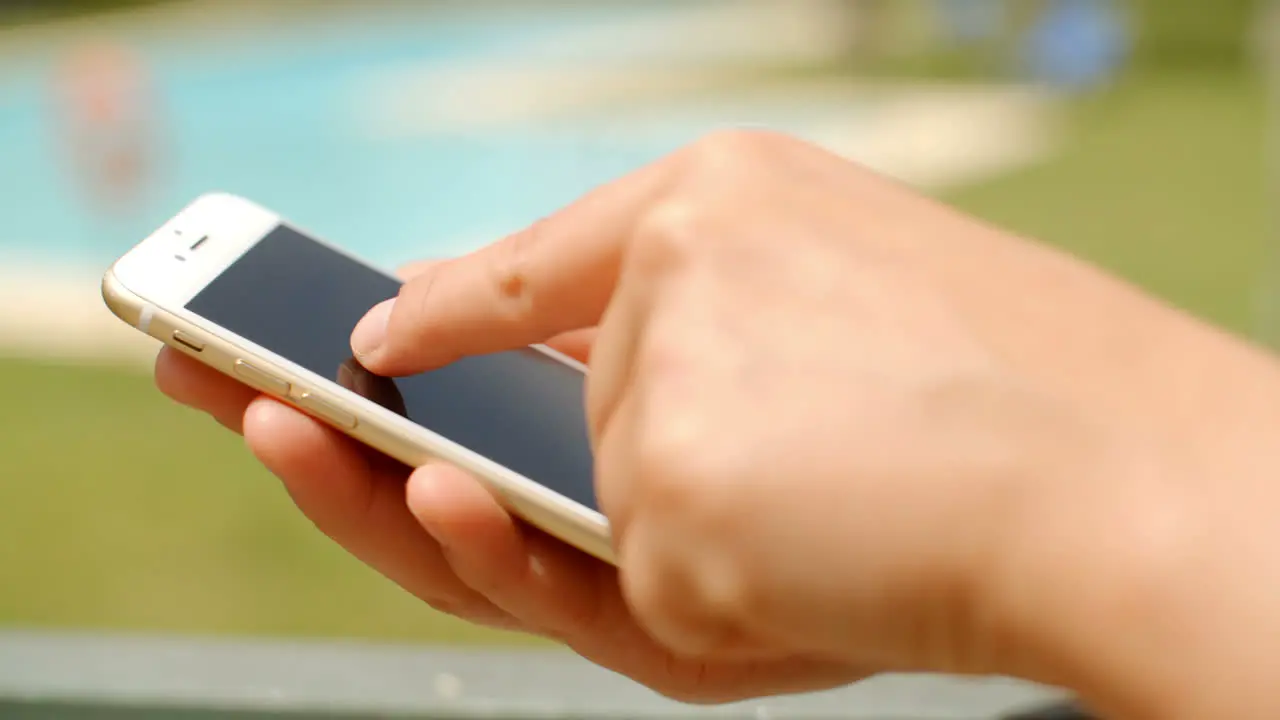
352,156,674,376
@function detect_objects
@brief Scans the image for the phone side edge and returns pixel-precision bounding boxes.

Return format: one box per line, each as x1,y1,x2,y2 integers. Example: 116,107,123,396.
102,267,146,331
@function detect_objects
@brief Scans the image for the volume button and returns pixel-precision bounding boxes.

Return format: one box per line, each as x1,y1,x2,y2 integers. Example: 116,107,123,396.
232,360,291,395
172,331,205,352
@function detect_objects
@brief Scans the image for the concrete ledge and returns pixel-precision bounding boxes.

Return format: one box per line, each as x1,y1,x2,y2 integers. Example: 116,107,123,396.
0,631,1065,719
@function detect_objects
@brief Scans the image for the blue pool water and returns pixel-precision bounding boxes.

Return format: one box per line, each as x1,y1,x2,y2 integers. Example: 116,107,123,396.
0,3,683,271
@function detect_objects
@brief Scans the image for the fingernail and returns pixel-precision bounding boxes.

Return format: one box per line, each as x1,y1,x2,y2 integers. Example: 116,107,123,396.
351,298,394,359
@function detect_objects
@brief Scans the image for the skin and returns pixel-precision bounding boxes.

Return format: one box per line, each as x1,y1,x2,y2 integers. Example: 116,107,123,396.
159,130,1280,719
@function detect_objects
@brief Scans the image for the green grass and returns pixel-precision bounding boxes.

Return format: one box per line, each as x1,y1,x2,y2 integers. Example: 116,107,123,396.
943,69,1268,335
0,67,1266,643
0,359,534,645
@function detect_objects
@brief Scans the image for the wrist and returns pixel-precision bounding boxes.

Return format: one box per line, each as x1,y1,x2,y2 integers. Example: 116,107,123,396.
984,342,1280,719
987,440,1194,718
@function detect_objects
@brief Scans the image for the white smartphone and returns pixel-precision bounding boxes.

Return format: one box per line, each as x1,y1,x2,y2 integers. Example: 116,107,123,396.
102,192,613,563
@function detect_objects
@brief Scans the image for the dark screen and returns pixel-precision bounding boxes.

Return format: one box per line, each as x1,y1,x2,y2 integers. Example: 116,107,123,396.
187,224,597,511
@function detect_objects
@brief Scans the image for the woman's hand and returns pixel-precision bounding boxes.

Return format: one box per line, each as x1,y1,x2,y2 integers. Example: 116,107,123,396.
165,130,1280,719
351,130,1280,718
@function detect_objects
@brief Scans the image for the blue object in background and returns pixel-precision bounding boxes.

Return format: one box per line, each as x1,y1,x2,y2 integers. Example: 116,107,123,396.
1023,0,1130,89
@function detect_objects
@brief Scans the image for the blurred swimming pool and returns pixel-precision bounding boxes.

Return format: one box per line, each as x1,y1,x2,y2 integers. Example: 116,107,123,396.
0,3,688,271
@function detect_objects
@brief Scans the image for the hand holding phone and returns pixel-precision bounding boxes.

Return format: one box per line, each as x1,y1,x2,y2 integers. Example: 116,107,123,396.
105,193,610,561
128,190,864,706
116,126,1216,720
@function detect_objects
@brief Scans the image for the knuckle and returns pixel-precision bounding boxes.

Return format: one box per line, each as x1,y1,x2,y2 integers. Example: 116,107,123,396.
684,127,784,173
626,418,765,642
630,410,734,527
677,544,759,644
620,523,759,662
631,200,705,276
631,419,706,510
619,538,735,662
624,439,761,633
635,132,788,270
617,545,673,638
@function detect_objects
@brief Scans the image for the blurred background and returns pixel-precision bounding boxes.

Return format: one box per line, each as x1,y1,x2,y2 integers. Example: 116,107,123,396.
0,0,1268,648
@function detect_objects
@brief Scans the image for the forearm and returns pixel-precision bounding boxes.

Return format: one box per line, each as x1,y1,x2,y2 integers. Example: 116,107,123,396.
990,318,1280,719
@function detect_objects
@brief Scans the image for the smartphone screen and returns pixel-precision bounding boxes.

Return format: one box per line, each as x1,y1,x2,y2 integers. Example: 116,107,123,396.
185,224,598,512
